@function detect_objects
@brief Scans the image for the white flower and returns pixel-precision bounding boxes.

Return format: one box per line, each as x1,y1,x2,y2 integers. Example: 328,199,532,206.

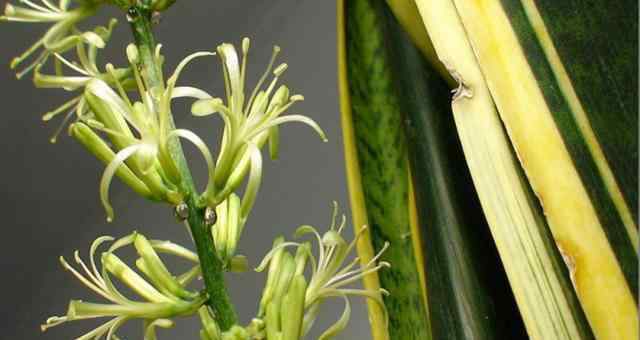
256,203,389,339
42,232,206,340
28,18,130,143
82,44,217,221
1,0,106,78
191,38,327,208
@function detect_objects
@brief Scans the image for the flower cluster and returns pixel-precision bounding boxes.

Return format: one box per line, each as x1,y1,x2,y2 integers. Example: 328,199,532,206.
73,44,217,221
5,3,391,338
36,18,132,143
254,203,390,339
41,204,386,340
3,0,327,226
191,38,327,209
41,37,326,225
1,0,108,78
42,232,206,340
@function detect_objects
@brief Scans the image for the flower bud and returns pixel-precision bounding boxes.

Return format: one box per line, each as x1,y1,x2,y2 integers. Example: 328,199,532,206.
191,39,326,216
199,306,222,340
222,325,249,340
256,204,390,338
70,122,154,199
133,233,198,300
84,79,135,150
102,252,173,303
43,233,206,339
271,251,295,306
281,275,307,340
2,3,100,78
258,237,285,316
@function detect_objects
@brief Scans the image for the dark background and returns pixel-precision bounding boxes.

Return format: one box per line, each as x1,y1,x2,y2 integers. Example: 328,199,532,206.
0,1,371,339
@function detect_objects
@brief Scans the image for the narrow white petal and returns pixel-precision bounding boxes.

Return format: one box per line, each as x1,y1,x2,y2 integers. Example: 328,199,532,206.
149,240,198,262
240,143,262,222
100,144,143,222
245,45,280,115
171,86,212,100
106,316,129,340
144,319,174,340
59,256,116,303
255,242,301,272
247,114,328,142
89,236,115,287
167,129,216,198
217,44,243,112
318,294,351,340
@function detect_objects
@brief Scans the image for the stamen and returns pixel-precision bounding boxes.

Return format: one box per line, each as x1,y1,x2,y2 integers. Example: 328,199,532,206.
49,108,75,143
343,226,369,261
365,241,389,268
154,43,163,60
40,0,59,12
273,63,287,77
89,236,115,287
15,49,48,79
41,316,67,332
240,38,249,107
100,144,144,222
263,75,280,99
42,95,80,121
126,44,151,110
259,95,302,124
74,317,120,340
334,256,360,278
5,3,66,21
105,316,129,340
74,41,93,74
326,262,390,289
329,201,339,231
105,63,132,109
245,45,280,115
53,52,89,75
294,225,326,274
245,114,327,142
59,256,116,303
0,16,42,22
74,250,101,287
19,0,52,14
242,37,250,55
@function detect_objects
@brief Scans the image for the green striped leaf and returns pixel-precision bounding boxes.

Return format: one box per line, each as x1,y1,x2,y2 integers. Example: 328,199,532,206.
338,0,392,338
339,0,430,338
448,1,638,338
414,0,595,339
381,2,528,339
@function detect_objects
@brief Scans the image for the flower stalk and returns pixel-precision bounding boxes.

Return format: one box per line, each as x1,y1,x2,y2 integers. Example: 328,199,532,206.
127,2,237,330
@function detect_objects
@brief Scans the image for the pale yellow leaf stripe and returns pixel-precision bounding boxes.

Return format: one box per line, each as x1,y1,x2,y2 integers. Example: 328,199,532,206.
337,1,390,339
414,0,592,339
449,1,638,339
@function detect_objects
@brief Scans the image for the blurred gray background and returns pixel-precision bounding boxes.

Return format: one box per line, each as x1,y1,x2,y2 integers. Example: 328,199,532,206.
0,1,370,339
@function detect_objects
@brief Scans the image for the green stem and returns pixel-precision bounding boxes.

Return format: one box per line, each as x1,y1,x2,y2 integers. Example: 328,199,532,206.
127,2,238,330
